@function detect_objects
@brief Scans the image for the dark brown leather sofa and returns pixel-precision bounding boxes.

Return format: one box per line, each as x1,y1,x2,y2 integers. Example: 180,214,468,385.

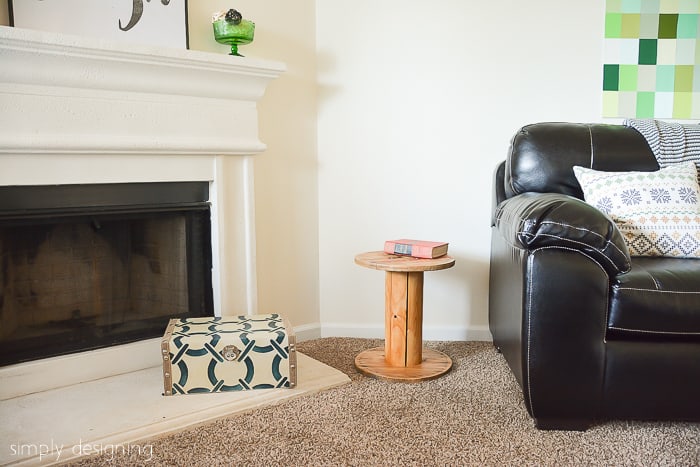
489,122,700,430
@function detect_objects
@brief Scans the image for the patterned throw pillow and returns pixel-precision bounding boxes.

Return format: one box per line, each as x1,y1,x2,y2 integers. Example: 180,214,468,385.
573,162,700,258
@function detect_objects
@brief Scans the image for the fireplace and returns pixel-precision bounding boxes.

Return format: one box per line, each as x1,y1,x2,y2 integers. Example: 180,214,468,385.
0,26,284,398
0,182,213,366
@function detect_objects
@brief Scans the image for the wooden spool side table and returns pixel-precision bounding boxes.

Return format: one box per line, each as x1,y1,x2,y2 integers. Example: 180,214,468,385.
354,251,455,382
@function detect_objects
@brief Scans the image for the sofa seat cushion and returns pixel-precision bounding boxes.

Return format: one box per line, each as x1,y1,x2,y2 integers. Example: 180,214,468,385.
609,257,700,340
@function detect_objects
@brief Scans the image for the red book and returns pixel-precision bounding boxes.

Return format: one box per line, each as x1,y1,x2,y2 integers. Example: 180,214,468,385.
383,239,449,259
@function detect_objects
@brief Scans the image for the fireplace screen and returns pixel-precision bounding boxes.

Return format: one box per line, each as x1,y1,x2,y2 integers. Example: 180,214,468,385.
0,182,213,366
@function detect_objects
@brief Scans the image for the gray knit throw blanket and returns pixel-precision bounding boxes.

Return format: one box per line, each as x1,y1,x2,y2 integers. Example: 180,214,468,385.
624,119,700,180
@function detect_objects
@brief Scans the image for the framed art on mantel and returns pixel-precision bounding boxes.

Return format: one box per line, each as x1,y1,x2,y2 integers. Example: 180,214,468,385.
8,0,189,49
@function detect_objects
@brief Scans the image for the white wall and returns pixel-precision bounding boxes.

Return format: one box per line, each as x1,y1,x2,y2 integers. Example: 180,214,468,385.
316,1,610,340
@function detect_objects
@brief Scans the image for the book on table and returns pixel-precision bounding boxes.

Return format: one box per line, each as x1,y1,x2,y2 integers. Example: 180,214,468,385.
383,239,449,259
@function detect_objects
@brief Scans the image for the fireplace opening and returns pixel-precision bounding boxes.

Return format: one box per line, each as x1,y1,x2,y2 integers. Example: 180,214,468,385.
0,182,214,367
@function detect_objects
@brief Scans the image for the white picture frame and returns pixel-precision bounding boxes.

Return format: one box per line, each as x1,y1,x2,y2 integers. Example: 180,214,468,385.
9,0,189,49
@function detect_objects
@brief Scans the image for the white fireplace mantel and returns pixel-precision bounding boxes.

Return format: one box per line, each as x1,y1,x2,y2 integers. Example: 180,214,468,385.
0,26,285,398
0,25,285,315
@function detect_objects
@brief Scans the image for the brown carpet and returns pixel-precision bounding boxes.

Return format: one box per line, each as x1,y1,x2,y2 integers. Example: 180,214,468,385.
68,338,700,466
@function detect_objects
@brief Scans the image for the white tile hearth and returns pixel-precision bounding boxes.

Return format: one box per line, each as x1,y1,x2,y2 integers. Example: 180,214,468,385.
0,353,350,466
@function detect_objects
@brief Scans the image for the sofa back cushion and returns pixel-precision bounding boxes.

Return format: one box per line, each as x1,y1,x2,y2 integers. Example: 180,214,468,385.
504,122,659,199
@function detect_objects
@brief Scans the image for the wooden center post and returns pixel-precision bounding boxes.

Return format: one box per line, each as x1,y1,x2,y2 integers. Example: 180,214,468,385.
385,270,423,367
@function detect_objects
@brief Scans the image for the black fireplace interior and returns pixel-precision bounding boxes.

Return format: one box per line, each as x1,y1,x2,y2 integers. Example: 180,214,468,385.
0,182,213,366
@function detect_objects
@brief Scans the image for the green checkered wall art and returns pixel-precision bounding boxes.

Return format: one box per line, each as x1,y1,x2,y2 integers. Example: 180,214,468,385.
603,0,700,119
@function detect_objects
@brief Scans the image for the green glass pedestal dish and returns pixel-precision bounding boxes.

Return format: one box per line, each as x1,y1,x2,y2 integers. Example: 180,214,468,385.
213,19,255,57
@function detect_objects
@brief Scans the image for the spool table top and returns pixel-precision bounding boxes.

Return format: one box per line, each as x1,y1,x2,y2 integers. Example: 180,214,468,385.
354,251,455,273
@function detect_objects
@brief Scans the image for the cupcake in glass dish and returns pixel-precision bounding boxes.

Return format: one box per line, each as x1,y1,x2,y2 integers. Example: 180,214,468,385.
212,9,255,56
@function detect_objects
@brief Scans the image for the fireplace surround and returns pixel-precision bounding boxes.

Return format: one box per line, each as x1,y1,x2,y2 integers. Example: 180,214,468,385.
0,25,284,398
0,182,213,366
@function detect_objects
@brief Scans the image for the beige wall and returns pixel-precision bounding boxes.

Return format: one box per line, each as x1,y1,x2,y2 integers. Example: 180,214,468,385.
188,2,320,331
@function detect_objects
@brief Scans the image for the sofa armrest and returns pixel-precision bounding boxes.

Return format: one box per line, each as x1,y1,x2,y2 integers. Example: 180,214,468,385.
494,192,631,275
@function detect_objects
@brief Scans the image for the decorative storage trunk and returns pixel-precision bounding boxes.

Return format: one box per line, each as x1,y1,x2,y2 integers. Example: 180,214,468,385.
161,314,296,396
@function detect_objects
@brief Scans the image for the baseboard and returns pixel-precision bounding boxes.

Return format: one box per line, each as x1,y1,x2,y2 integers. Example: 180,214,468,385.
293,322,322,342
0,322,487,400
320,323,493,342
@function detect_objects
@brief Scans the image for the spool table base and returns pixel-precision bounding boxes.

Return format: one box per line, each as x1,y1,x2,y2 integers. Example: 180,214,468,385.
354,347,452,383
